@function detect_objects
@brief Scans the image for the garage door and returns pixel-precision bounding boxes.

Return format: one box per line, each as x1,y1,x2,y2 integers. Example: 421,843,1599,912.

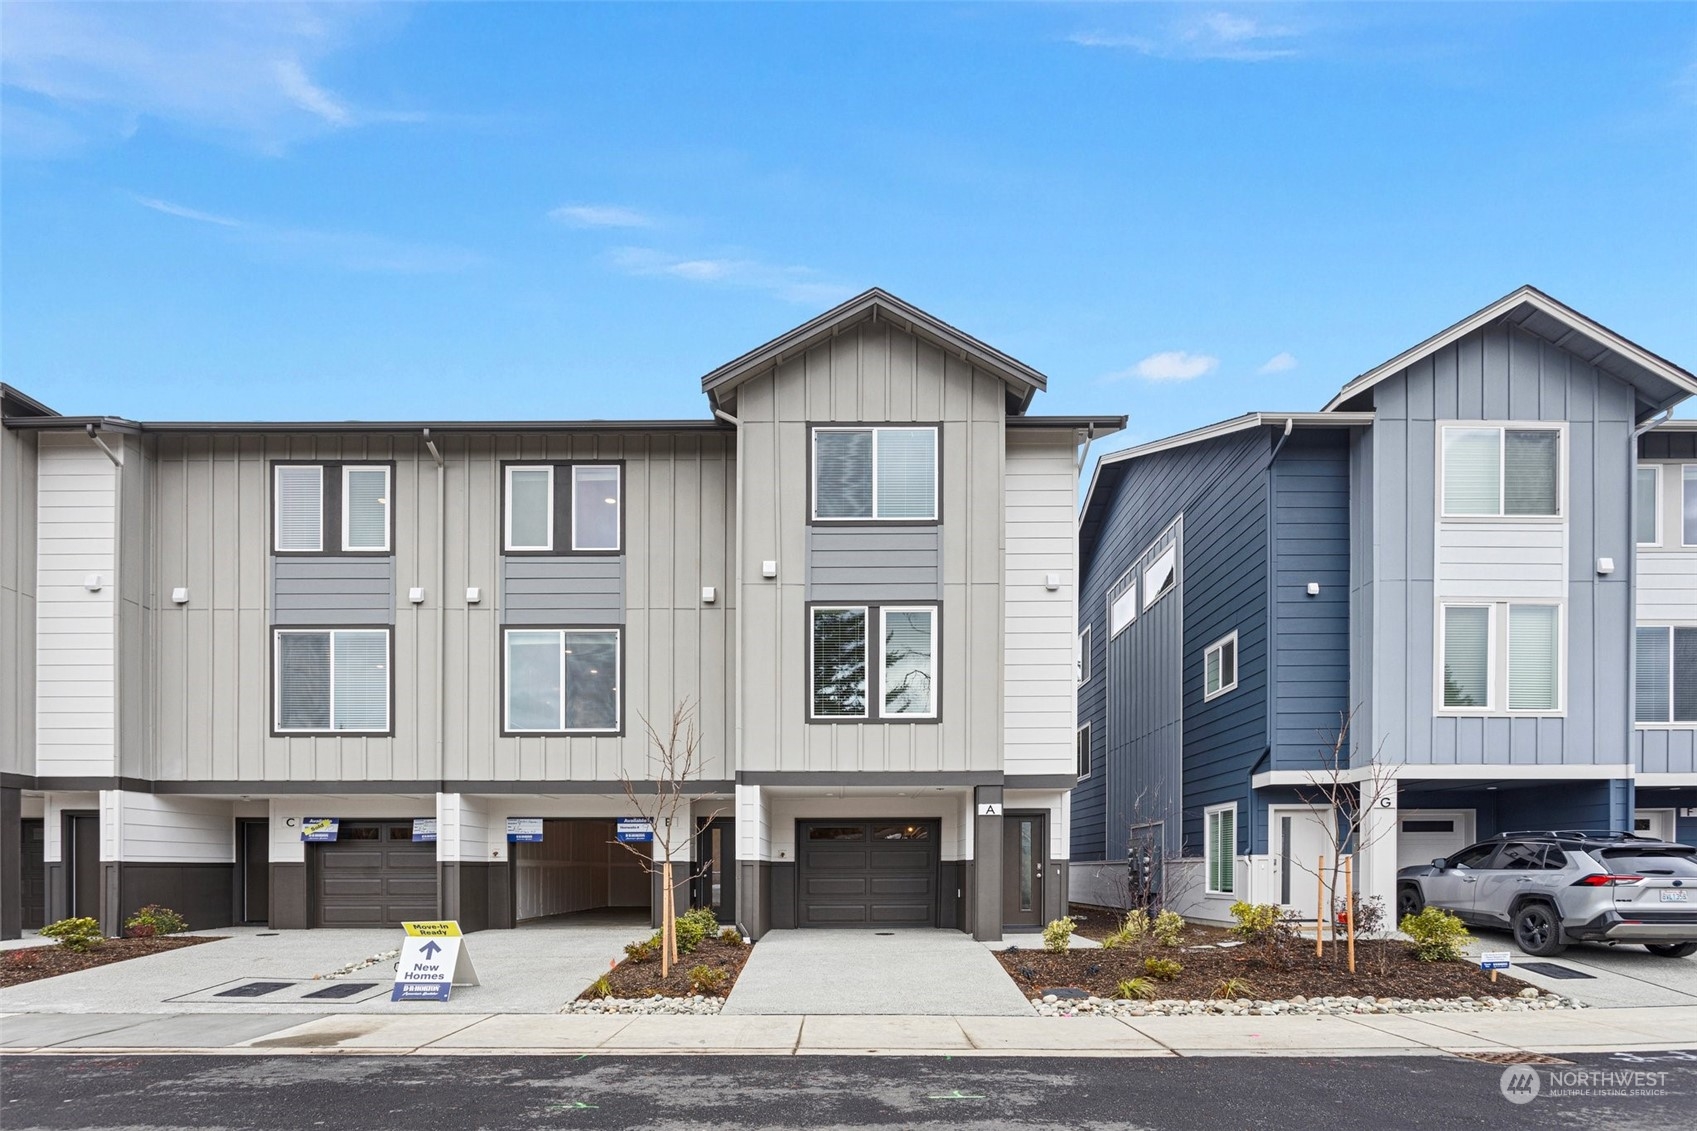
797,820,938,927
1397,811,1473,871
315,821,437,928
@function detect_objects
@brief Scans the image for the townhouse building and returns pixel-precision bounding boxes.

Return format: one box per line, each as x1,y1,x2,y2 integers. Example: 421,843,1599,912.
1071,287,1697,923
0,290,1123,942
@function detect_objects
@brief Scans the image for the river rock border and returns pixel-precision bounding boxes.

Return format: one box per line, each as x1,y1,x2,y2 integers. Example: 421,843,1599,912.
563,995,725,1015
1034,988,1582,1018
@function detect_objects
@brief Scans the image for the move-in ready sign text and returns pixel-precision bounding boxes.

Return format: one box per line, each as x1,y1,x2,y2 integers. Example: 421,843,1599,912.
391,920,479,1002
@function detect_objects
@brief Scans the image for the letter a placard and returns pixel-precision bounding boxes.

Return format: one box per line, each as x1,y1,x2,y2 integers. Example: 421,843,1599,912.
391,920,479,1002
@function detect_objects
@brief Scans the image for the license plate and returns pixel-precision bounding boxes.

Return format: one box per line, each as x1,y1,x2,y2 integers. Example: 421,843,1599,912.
1660,890,1689,903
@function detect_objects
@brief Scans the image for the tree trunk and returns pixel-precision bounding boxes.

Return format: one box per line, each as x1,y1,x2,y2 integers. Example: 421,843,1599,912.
661,858,677,976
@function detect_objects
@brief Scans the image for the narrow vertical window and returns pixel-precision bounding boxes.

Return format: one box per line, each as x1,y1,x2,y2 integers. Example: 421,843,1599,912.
1442,606,1491,709
1206,806,1236,895
1204,632,1238,700
1685,466,1697,547
1507,605,1560,711
811,607,868,717
1442,427,1501,516
1636,466,1661,546
1636,626,1672,724
274,466,324,552
874,427,937,519
342,466,390,552
571,465,621,551
881,607,936,717
276,631,330,729
1503,429,1560,516
813,430,874,519
1077,626,1091,684
563,629,620,730
506,629,564,731
1076,724,1091,779
1676,627,1697,724
505,466,553,551
332,630,390,730
1108,575,1136,636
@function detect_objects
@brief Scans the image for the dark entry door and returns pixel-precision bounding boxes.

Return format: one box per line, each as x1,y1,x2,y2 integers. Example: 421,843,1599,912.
797,820,938,927
314,821,437,928
694,818,736,924
241,820,271,925
21,819,45,930
67,812,101,920
1002,812,1046,928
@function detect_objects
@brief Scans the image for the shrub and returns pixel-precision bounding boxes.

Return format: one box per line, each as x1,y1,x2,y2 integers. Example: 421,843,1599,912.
1100,909,1149,949
1152,909,1186,947
1115,976,1157,1001
1041,915,1078,953
41,917,103,952
1228,901,1282,941
675,907,721,955
1212,976,1257,999
623,937,658,964
1143,956,1183,981
687,964,728,995
719,926,743,944
588,975,614,999
1401,906,1471,962
1335,893,1386,938
124,905,187,937
125,923,158,939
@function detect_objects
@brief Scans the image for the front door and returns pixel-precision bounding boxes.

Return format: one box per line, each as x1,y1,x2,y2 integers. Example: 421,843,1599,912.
240,820,271,924
694,817,736,924
67,812,100,921
21,819,45,929
1002,813,1046,928
1270,806,1334,923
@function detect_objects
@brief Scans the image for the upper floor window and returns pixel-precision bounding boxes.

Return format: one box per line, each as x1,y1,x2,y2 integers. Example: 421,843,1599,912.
809,604,937,720
1637,466,1662,546
1636,626,1697,725
1077,626,1092,684
273,463,391,554
812,426,938,521
1143,544,1177,609
1204,631,1238,700
275,628,390,733
1108,572,1136,636
1441,425,1562,518
1686,466,1697,546
1077,723,1092,779
503,463,622,553
504,627,621,733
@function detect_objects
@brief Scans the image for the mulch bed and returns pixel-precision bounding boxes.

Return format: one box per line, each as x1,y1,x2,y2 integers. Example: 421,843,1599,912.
1,936,221,989
577,935,752,1001
998,934,1536,1001
1068,904,1233,946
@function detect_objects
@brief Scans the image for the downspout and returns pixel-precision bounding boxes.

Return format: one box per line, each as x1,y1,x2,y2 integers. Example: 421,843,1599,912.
1625,409,1672,818
84,423,124,467
710,403,746,935
423,429,446,823
1254,418,1294,893
1074,424,1097,471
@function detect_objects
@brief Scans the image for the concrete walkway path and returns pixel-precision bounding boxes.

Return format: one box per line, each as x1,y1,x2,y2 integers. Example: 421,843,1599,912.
720,930,1035,1016
4,1004,1694,1057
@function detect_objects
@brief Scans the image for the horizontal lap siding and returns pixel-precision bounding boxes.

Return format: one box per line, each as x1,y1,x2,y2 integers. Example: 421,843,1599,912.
272,557,395,624
501,556,625,625
1004,431,1078,779
1638,553,1697,622
807,526,942,602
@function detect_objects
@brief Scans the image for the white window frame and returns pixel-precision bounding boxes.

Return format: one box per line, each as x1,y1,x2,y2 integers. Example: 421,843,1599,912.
1636,624,1697,729
570,464,622,552
504,465,555,552
879,605,938,719
1108,570,1136,637
1439,422,1566,520
810,605,871,720
340,465,391,553
1203,631,1239,701
1143,544,1177,610
1685,465,1697,548
1505,602,1565,715
1204,803,1237,896
1077,722,1092,780
1077,626,1092,684
1438,603,1496,714
501,627,622,734
1637,464,1663,547
272,465,324,553
273,628,390,734
810,425,939,522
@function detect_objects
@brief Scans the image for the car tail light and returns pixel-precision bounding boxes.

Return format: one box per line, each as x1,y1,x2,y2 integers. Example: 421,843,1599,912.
1573,873,1644,887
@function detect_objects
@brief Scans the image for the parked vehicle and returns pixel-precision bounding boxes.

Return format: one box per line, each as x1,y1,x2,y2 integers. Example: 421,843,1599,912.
1396,831,1697,958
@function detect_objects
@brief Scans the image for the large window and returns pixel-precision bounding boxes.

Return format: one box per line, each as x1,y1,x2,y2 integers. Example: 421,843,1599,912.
1441,603,1563,713
809,604,937,720
1204,632,1238,700
1636,626,1697,724
274,629,390,733
504,628,621,732
811,426,938,521
503,463,622,553
1441,605,1492,709
1637,466,1662,546
1441,425,1562,518
1205,804,1236,895
274,463,391,553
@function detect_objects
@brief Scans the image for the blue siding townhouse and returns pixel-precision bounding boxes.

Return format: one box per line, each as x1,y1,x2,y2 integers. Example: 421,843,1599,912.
1071,287,1697,924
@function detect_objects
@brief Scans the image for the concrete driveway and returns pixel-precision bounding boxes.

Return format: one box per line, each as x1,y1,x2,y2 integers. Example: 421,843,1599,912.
0,912,653,1015
721,929,1034,1016
1464,930,1697,1008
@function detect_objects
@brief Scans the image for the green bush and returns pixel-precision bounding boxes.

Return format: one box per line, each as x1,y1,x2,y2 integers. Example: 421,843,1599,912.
1400,906,1471,962
1100,909,1149,949
1152,909,1186,947
588,975,614,999
124,905,187,937
1115,976,1157,1001
623,937,659,964
1143,956,1183,981
1228,901,1282,941
718,926,743,944
41,917,104,952
1212,976,1257,999
675,907,721,955
1041,915,1077,953
686,964,728,995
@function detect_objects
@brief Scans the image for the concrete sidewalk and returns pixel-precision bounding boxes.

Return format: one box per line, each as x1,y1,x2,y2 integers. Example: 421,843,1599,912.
5,1004,1695,1058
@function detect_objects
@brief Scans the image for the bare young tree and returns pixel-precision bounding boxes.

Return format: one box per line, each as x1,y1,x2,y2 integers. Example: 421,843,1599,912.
617,698,720,978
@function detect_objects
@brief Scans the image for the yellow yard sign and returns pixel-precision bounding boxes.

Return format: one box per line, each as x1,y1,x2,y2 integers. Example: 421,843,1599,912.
403,921,463,937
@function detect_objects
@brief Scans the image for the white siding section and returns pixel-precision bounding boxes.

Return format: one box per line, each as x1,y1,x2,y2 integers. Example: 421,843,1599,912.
1002,431,1079,776
1004,788,1070,860
436,793,489,863
1435,521,1566,602
1639,552,1697,622
106,791,234,863
737,784,770,862
267,795,431,864
36,434,120,775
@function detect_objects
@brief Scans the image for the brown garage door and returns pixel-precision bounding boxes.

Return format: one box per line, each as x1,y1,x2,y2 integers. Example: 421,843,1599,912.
797,820,938,927
315,821,437,928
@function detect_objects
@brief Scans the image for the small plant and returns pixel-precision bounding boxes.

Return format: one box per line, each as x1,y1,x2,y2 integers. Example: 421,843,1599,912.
1041,915,1078,953
1228,901,1282,941
1100,908,1149,949
1152,909,1186,947
1212,976,1257,999
674,907,721,955
40,917,104,952
1143,956,1183,981
719,926,743,944
1401,906,1471,962
623,937,658,963
1335,893,1386,938
1115,976,1157,1001
686,964,728,995
124,905,187,937
588,975,615,999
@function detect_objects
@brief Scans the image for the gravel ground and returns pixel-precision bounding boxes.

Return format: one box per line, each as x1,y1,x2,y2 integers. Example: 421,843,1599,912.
1031,986,1583,1017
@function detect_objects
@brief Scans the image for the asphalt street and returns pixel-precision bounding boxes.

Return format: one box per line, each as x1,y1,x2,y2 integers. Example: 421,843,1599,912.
2,1052,1695,1130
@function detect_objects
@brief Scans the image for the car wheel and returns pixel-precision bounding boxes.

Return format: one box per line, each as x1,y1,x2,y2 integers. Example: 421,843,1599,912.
1644,942,1697,959
1512,902,1566,957
1397,884,1424,922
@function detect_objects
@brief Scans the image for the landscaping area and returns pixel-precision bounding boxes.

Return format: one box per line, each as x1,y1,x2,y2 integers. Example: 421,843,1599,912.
2,906,219,989
571,906,752,1011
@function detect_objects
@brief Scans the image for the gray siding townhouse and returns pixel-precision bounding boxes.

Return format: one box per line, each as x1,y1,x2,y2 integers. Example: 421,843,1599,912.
1071,287,1697,924
0,290,1123,942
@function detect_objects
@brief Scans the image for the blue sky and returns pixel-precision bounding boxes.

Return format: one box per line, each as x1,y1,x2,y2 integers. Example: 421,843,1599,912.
3,2,1694,457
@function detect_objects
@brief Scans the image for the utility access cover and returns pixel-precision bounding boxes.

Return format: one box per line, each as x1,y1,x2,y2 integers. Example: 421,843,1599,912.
1517,963,1596,980
303,982,381,1000
214,981,295,998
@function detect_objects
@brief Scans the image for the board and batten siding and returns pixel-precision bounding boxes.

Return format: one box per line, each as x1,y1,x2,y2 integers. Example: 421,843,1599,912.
148,430,734,784
0,424,37,775
35,433,120,777
735,320,1005,774
1358,320,1635,768
1003,429,1079,778
806,527,942,603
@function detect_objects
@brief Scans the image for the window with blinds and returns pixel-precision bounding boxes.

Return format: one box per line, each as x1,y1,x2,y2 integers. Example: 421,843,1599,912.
1636,626,1697,724
274,466,324,552
811,606,869,718
1206,806,1236,895
811,426,937,521
881,607,935,717
1637,467,1662,546
1507,605,1560,711
502,628,620,732
273,463,391,553
1204,632,1238,700
342,466,390,552
1441,425,1561,518
1442,606,1491,709
1686,466,1697,547
274,629,389,732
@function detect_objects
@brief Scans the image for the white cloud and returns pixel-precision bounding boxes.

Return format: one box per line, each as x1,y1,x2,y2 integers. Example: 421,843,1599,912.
1070,10,1300,62
607,247,855,305
134,195,244,228
1258,351,1299,374
1103,351,1221,383
549,204,655,229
